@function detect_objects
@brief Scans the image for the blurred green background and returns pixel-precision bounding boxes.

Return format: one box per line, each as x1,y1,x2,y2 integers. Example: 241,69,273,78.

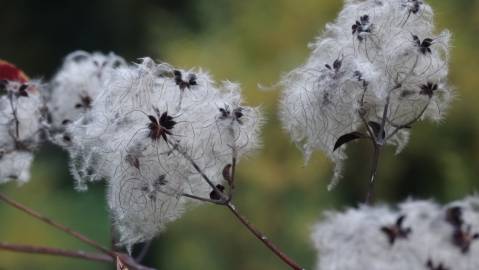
1,0,478,269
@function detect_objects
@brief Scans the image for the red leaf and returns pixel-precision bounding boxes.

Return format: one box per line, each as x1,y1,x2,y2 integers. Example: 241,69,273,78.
0,60,29,83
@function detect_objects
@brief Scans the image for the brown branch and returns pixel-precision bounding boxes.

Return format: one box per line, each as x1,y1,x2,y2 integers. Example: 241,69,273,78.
169,141,228,202
227,156,237,201
184,191,305,269
386,100,431,140
226,203,304,270
378,94,391,145
180,172,305,269
172,139,304,270
359,115,376,142
0,192,115,257
181,193,224,205
364,82,401,203
0,242,112,263
0,193,156,270
0,242,156,270
365,143,381,205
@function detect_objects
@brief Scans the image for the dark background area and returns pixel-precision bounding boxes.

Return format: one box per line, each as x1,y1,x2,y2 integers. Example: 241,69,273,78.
1,0,478,269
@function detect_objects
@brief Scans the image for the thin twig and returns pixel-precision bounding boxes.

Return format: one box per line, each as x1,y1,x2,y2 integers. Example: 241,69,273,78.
8,93,20,139
365,90,391,203
366,80,403,202
173,137,304,270
169,141,228,202
226,203,305,270
365,99,430,204
228,156,237,200
386,100,431,140
230,157,237,189
0,242,112,263
183,196,305,270
0,192,115,257
181,193,224,205
378,95,391,145
184,190,305,269
359,114,376,141
0,193,156,270
365,143,381,205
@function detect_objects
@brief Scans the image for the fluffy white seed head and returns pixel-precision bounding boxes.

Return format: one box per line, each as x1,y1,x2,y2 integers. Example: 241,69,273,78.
0,80,44,184
312,196,479,270
47,51,126,144
280,0,453,189
66,58,263,248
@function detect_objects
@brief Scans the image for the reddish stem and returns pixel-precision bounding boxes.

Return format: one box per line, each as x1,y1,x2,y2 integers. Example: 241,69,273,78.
226,203,304,270
0,192,114,257
0,242,112,263
0,192,156,270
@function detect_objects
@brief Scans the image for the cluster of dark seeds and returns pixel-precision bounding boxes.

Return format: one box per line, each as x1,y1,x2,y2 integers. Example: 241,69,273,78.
420,82,438,98
174,70,197,91
446,206,479,254
147,109,176,142
413,35,433,55
219,105,244,124
381,215,412,245
352,15,372,41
